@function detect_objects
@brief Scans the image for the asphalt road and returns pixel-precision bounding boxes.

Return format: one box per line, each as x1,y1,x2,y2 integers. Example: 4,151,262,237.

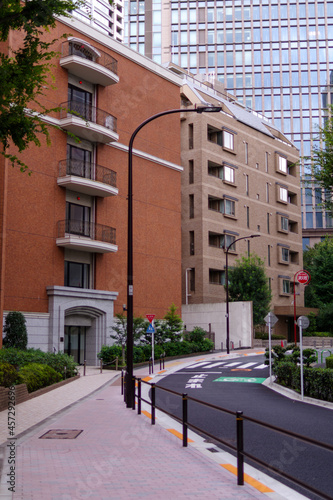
154,355,333,500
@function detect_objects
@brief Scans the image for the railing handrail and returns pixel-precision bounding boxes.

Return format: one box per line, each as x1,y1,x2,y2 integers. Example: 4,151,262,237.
133,376,333,500
57,219,116,245
58,159,117,188
59,100,117,133
61,40,118,75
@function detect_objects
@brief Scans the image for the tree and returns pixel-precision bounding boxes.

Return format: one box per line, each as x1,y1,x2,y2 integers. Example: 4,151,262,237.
303,237,333,307
0,0,87,171
110,313,148,364
304,104,333,211
227,254,272,327
3,311,28,349
163,303,183,342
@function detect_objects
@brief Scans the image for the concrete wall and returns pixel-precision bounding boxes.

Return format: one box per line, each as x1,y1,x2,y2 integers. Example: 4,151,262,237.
182,301,253,350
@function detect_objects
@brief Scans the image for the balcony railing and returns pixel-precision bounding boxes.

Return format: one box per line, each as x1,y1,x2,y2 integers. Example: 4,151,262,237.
59,160,117,188
59,100,117,133
58,220,116,245
61,41,118,75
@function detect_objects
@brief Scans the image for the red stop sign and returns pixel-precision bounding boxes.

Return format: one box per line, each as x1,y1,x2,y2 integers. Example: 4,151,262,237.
296,270,310,284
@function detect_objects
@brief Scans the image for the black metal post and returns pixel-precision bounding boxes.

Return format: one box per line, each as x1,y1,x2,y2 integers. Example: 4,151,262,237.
236,410,244,486
121,369,124,395
132,377,136,410
125,106,222,408
137,378,141,415
151,383,156,425
225,235,260,354
182,393,188,447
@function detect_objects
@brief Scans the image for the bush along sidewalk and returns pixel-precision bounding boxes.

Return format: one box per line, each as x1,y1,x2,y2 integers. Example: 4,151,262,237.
266,344,333,402
98,326,214,368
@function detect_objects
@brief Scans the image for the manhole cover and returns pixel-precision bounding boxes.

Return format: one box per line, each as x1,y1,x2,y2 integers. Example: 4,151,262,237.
39,429,83,439
207,447,219,453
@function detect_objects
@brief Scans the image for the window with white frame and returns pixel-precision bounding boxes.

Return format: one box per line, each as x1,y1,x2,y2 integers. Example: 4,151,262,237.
223,129,234,150
281,216,289,232
278,154,288,174
209,269,225,285
223,198,236,216
281,247,289,263
283,279,291,294
278,186,288,203
223,164,235,183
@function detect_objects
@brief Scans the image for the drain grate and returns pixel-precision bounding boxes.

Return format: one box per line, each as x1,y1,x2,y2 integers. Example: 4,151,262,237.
39,429,83,440
207,447,219,453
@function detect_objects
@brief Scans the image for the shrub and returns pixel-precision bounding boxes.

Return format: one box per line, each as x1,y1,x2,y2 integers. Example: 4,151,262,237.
3,311,28,350
0,362,23,387
97,345,122,364
0,348,78,378
326,356,333,369
19,363,62,393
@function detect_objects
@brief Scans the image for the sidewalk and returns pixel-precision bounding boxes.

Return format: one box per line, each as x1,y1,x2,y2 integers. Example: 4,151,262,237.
0,349,307,500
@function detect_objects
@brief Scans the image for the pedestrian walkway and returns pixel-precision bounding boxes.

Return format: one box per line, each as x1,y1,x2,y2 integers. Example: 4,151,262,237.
0,349,308,500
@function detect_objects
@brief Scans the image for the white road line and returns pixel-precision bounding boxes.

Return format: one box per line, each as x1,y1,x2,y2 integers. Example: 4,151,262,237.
186,362,211,368
254,364,268,369
224,362,242,367
238,362,257,368
203,362,226,368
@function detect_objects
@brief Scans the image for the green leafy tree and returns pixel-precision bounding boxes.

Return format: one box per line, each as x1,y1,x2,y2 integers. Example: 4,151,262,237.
163,303,183,342
303,237,333,307
3,311,28,350
304,104,333,211
110,314,148,364
0,0,87,171
227,254,272,327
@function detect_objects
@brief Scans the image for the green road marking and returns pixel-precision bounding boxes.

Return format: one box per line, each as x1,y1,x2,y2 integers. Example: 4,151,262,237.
213,377,266,384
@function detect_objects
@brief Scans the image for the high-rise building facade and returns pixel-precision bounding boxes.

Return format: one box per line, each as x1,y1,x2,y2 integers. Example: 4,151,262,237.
124,0,333,249
73,0,125,42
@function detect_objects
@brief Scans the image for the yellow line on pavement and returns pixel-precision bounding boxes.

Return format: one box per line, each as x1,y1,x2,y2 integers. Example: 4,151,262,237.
220,464,274,493
142,376,152,382
142,410,152,419
167,429,194,443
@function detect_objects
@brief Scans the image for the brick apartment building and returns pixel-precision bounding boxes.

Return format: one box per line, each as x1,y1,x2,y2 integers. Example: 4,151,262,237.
179,75,313,340
0,16,184,363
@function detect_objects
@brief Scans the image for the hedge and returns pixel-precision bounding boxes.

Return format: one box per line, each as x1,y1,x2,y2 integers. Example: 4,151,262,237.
0,348,78,378
0,362,23,387
98,338,214,366
274,361,333,402
19,363,63,393
326,356,333,369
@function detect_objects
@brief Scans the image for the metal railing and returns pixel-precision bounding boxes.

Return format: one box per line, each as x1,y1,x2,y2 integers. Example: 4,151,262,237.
60,100,117,133
129,377,333,500
58,159,117,188
58,219,116,245
61,40,118,75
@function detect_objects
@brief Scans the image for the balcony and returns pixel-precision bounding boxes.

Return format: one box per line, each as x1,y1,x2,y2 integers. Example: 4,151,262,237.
59,100,118,143
60,40,119,87
56,220,117,253
57,160,118,197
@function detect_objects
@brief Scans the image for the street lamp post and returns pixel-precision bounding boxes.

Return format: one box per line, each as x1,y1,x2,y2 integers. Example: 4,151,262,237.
125,104,222,408
225,234,260,355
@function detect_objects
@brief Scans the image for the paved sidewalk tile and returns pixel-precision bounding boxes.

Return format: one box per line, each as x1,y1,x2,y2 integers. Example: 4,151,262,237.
9,385,267,500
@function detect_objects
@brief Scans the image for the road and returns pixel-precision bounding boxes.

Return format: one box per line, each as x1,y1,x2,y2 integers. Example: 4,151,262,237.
154,354,333,500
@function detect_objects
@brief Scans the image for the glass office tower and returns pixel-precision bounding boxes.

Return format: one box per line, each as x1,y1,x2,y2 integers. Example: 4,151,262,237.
124,0,333,248
74,0,124,42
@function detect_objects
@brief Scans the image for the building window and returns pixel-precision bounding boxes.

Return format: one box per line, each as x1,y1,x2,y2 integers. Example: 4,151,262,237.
223,198,236,216
281,215,289,232
267,213,270,234
189,160,194,184
246,206,250,228
277,154,288,174
209,269,225,285
207,125,222,145
67,144,92,178
245,174,249,195
223,129,234,151
189,268,195,292
282,279,291,294
189,231,194,255
268,245,271,266
223,165,235,184
209,232,236,251
281,247,289,263
65,261,90,288
189,194,194,219
208,160,223,178
266,183,270,203
66,202,91,236
245,142,248,164
278,185,288,204
265,152,269,172
189,124,193,149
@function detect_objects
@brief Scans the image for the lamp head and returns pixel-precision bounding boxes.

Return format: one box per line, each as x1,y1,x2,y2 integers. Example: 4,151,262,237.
195,104,222,113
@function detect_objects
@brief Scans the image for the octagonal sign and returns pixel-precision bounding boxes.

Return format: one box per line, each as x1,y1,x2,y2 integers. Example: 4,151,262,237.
296,270,310,285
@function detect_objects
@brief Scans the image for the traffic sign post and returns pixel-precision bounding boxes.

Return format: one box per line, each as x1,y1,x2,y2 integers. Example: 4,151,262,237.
293,270,311,344
297,315,310,401
265,312,278,385
146,317,155,373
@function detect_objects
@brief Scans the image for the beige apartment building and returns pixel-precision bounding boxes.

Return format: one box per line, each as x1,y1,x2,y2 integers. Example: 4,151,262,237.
180,77,312,340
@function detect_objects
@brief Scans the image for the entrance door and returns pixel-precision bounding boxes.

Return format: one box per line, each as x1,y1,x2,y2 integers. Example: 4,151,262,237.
64,326,86,364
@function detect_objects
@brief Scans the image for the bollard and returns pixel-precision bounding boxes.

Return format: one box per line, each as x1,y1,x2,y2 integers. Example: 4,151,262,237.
182,393,188,447
64,366,67,379
116,356,118,371
100,359,103,374
151,383,156,425
132,378,136,410
221,342,223,352
121,370,124,395
149,357,152,375
137,378,141,415
83,360,86,376
236,411,244,486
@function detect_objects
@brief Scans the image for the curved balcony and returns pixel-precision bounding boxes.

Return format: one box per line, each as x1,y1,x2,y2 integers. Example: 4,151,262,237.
59,100,118,143
56,220,117,254
57,160,118,197
60,40,119,87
